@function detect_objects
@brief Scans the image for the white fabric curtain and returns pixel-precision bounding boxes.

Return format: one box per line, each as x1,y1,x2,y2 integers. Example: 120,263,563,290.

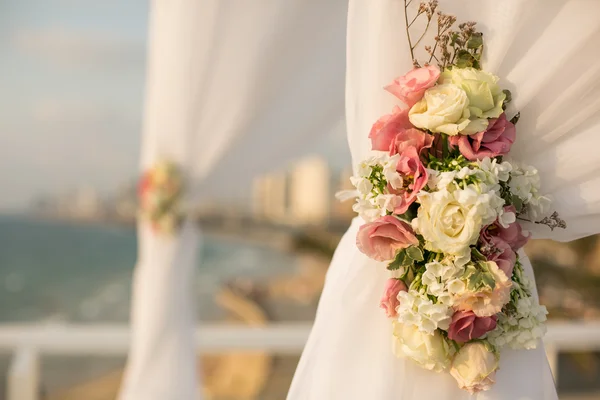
288,1,600,399
347,0,600,242
118,1,347,399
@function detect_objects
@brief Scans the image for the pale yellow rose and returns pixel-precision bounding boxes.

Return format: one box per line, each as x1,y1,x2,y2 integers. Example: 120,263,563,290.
440,68,506,135
408,84,471,136
450,342,499,393
412,188,485,267
392,321,453,372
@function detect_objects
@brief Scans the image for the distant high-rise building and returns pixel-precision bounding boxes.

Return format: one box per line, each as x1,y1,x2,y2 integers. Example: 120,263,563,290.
288,156,330,225
252,171,288,221
70,187,102,219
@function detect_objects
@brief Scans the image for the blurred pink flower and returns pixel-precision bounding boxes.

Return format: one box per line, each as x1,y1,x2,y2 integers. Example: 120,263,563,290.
369,106,412,151
482,206,531,251
484,236,517,277
356,215,419,261
380,278,408,318
385,65,441,108
388,128,434,157
448,310,497,343
389,146,428,214
449,113,516,161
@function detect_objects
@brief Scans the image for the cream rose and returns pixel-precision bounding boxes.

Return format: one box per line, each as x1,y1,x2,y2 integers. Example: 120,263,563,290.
450,342,499,393
392,321,453,372
412,188,486,266
440,68,506,135
408,84,471,136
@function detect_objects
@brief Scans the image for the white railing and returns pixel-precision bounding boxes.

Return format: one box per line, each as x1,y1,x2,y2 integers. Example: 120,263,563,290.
1,322,599,400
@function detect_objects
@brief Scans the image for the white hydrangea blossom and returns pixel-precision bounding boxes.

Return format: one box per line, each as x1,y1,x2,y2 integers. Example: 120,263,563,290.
508,162,553,220
397,290,453,334
477,157,512,192
486,296,548,350
509,163,541,202
345,153,408,221
351,198,381,222
383,154,403,190
421,260,465,305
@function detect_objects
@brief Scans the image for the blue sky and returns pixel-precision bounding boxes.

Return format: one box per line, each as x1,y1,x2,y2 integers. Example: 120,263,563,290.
0,1,350,211
0,0,149,210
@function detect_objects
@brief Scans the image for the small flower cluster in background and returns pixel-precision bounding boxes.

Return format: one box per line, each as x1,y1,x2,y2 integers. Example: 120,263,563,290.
341,2,566,393
138,160,184,235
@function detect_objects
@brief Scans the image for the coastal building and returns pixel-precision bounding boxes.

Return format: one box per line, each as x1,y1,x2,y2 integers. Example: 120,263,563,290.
288,156,330,226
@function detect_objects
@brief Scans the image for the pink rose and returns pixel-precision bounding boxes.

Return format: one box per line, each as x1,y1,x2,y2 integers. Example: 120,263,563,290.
483,236,517,278
385,65,441,108
369,106,412,151
481,206,531,251
380,278,408,318
449,113,516,161
448,310,497,343
356,215,419,261
388,128,434,157
388,146,428,214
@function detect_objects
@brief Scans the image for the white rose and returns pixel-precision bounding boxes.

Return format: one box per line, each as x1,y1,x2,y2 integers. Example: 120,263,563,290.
409,84,471,136
412,189,485,266
392,321,453,372
450,342,499,394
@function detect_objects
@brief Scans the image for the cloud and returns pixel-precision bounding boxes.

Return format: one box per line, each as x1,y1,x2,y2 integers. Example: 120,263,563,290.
11,28,145,68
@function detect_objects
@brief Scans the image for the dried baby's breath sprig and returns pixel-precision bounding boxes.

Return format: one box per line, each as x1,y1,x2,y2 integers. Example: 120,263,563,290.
536,211,567,231
426,11,457,66
404,0,438,67
404,1,485,70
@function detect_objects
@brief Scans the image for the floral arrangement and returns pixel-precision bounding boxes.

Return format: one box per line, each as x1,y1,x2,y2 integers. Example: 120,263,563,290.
138,160,184,235
343,1,565,393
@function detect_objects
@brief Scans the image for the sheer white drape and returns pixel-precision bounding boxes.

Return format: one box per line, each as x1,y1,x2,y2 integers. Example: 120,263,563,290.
118,1,347,399
288,1,600,399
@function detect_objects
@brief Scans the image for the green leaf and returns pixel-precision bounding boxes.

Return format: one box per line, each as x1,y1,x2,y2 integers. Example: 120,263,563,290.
466,33,483,49
510,112,521,125
387,249,414,271
471,247,487,261
450,32,460,46
511,195,524,213
503,89,512,105
481,272,496,290
406,246,424,262
455,50,474,68
467,272,484,291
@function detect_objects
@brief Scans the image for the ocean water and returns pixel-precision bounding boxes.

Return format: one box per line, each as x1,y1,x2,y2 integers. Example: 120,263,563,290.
0,215,299,324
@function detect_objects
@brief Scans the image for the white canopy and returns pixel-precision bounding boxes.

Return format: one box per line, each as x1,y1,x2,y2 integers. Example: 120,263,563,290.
118,1,348,399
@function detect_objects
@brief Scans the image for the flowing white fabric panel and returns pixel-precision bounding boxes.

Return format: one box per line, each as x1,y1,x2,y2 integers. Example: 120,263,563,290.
120,1,347,399
289,0,600,399
347,0,600,242
288,218,556,400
